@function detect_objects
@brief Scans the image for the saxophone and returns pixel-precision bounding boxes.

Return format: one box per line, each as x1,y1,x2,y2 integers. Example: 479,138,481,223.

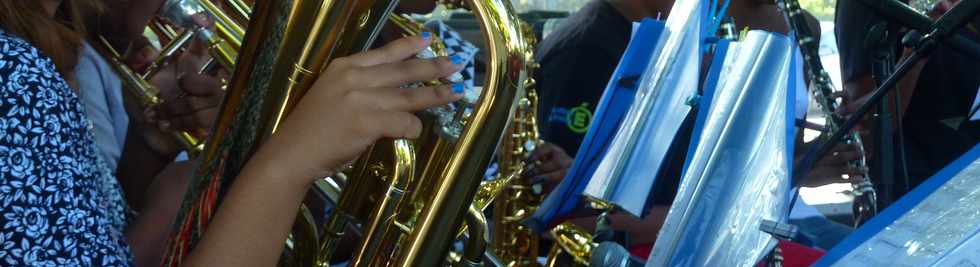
777,0,877,226
490,66,544,266
163,0,535,266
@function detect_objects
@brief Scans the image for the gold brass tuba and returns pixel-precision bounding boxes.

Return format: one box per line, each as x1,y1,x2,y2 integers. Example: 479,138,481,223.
162,0,400,265
314,1,535,265
163,0,534,266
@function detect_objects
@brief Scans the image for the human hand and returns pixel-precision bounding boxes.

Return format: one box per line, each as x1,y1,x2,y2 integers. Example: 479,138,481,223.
257,34,465,182
526,142,573,194
125,35,225,157
799,143,867,188
146,71,224,134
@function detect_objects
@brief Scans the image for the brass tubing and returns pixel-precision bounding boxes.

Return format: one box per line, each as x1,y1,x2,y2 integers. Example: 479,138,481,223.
315,214,352,266
196,28,237,72
150,20,179,44
315,143,395,263
544,245,563,267
458,205,489,267
142,29,195,79
223,0,252,24
166,0,404,264
199,0,245,47
395,0,529,264
549,223,595,266
349,139,416,266
93,36,204,154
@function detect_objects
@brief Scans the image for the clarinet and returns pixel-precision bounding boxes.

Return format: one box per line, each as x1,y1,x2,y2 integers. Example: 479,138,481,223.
776,0,878,227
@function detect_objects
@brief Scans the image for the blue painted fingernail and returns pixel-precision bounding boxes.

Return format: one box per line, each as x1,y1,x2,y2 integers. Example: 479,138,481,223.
452,83,465,94
450,55,463,65
420,31,431,40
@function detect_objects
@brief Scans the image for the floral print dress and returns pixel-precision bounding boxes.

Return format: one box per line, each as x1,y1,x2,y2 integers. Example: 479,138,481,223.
0,30,133,266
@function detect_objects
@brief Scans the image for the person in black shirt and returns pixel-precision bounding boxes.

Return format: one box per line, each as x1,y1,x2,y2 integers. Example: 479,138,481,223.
534,0,641,157
529,0,675,248
529,0,847,255
835,0,980,207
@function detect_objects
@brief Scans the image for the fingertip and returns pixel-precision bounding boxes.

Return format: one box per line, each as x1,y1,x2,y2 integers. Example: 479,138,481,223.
405,116,423,139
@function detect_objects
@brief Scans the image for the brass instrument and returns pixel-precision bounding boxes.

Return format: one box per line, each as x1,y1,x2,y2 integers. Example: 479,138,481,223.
541,198,614,266
316,0,535,265
92,0,243,154
490,87,543,266
163,0,534,266
91,36,205,154
545,223,595,267
163,0,400,265
488,19,544,263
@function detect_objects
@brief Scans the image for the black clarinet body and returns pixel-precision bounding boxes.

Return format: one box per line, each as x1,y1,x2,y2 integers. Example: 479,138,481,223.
776,0,878,227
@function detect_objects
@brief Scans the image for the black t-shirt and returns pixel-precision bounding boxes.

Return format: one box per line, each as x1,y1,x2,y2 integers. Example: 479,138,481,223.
835,0,980,202
535,0,632,157
835,0,884,82
535,0,685,207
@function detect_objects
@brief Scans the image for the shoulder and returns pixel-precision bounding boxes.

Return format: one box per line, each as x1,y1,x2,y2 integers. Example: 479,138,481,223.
0,30,84,136
537,3,630,59
0,32,133,267
0,31,62,78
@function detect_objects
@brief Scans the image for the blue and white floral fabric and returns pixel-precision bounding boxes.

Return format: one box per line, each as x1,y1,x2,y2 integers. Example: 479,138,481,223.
0,30,133,266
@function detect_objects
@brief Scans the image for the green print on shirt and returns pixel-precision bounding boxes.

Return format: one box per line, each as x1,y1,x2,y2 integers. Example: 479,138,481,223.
566,102,592,134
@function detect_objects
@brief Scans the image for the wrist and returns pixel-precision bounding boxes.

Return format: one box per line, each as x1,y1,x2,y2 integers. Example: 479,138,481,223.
245,141,322,190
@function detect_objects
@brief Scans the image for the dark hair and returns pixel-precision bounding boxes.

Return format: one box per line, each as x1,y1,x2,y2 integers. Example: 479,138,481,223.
0,0,104,82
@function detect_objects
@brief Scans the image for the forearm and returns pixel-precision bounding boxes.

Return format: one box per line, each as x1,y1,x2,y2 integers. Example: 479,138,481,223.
125,160,194,267
184,148,312,266
566,206,670,246
127,204,180,267
117,123,177,211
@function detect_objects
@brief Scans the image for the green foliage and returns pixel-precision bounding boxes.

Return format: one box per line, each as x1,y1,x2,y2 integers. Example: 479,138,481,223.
799,0,836,21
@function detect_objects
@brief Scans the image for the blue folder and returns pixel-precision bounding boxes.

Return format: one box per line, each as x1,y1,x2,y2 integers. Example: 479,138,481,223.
524,18,667,232
647,31,797,267
583,0,707,216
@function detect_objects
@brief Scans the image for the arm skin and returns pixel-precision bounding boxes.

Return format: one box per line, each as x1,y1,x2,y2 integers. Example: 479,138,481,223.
125,161,194,267
174,36,464,266
565,206,671,246
181,146,314,266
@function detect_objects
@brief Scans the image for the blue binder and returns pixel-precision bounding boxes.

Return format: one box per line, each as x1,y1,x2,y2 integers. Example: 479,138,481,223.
647,31,797,267
583,0,707,216
525,18,667,232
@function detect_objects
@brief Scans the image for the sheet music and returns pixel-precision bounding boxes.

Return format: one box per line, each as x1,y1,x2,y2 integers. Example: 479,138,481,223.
831,159,980,267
